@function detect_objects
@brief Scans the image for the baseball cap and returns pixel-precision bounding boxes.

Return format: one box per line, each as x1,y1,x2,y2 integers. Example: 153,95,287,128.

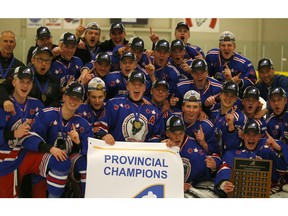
170,39,185,50
257,58,274,70
65,81,85,101
243,86,260,100
85,22,101,32
221,80,239,96
175,22,189,30
268,87,286,98
155,39,170,52
36,26,51,40
152,79,169,89
219,31,235,42
110,22,125,33
166,115,185,132
243,119,260,134
13,66,34,81
59,32,77,45
128,71,146,83
32,46,53,57
183,90,201,103
88,77,106,92
95,52,111,64
191,59,208,72
121,51,136,61
129,37,144,52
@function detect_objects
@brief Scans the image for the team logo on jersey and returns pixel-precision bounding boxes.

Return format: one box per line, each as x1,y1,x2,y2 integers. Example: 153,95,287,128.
182,157,191,182
122,113,148,142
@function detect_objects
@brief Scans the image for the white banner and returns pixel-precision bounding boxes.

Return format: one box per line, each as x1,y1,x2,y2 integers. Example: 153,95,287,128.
85,138,184,198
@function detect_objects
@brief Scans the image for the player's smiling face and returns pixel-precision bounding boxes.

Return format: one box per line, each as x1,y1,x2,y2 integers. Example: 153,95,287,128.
127,80,146,101
191,70,208,86
94,61,111,78
63,95,82,111
12,77,33,100
220,92,237,108
219,41,235,60
88,90,106,110
243,131,260,151
182,102,201,123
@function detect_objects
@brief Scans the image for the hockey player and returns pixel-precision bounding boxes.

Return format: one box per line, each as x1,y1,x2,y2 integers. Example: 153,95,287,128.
266,87,288,144
104,51,153,99
209,80,247,155
96,70,165,144
78,52,112,87
149,39,181,97
254,58,288,119
21,81,93,197
214,119,288,197
205,31,256,97
241,86,267,137
174,90,220,155
0,66,70,198
50,32,83,94
168,39,193,80
76,77,106,139
173,58,222,116
149,22,205,60
0,46,61,112
164,115,220,191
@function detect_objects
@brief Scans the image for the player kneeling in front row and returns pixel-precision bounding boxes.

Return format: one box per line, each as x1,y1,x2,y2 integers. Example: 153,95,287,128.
164,115,221,192
20,81,93,198
0,66,70,198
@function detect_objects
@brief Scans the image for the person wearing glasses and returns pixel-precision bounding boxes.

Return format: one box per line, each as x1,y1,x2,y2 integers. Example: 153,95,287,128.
0,46,61,111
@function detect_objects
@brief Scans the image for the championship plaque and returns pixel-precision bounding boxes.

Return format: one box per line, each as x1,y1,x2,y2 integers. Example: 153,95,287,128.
228,158,272,198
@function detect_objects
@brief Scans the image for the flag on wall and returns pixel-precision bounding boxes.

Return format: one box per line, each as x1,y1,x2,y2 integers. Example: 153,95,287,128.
185,18,219,32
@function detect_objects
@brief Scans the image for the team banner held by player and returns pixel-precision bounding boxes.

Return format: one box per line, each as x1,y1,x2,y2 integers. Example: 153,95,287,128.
85,138,184,198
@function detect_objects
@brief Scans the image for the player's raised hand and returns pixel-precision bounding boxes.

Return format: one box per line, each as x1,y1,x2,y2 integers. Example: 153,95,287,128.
79,67,94,85
265,131,281,151
3,100,15,113
194,50,204,59
223,63,232,80
231,73,242,85
149,27,159,43
75,23,86,38
169,93,179,107
180,59,191,72
145,57,155,77
205,156,216,170
204,93,220,107
194,125,205,143
226,106,236,125
68,123,80,145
